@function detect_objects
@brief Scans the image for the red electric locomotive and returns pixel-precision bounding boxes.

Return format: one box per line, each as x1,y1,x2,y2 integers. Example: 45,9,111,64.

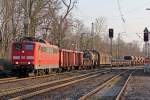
11,37,83,77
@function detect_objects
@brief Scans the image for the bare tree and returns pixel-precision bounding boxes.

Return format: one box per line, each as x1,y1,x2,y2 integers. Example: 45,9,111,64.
0,0,77,57
50,0,77,47
94,17,107,35
21,0,77,46
0,0,20,58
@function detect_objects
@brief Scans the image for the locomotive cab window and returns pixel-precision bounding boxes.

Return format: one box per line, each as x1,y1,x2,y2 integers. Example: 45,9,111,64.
25,44,34,51
83,53,91,59
14,43,22,51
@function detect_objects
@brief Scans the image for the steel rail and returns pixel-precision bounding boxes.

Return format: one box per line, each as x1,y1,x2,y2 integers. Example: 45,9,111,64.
0,77,17,82
79,70,130,100
0,69,102,93
0,68,101,85
115,70,136,100
0,74,57,84
0,70,87,84
0,70,110,100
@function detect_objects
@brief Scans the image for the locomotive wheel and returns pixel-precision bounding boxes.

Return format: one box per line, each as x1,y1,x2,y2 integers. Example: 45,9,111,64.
58,68,63,73
34,70,39,76
24,68,29,77
18,68,27,78
61,68,65,72
55,69,59,73
45,69,49,75
71,66,75,70
76,66,79,70
11,69,19,77
37,69,42,76
67,67,72,71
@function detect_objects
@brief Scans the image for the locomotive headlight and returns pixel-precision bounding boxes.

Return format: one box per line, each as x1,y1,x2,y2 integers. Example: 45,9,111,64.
28,62,31,64
22,50,25,53
15,62,18,64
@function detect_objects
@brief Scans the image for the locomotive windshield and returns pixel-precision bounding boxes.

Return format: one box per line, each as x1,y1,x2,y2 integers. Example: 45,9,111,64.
25,44,34,51
15,43,22,51
83,52,91,59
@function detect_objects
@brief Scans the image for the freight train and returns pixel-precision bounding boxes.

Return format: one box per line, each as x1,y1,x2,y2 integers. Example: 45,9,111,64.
11,37,145,77
12,37,84,76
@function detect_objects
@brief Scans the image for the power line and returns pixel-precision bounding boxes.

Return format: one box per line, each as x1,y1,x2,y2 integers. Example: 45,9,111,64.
125,0,150,15
117,0,126,24
117,0,127,35
109,0,150,21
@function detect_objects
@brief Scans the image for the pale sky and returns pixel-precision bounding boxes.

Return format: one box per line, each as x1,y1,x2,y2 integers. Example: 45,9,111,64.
73,0,150,44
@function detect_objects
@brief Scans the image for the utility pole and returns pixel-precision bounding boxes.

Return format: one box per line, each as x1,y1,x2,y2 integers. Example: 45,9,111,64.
80,33,87,51
145,42,148,57
147,42,149,57
144,27,149,57
110,38,112,56
116,32,126,59
117,33,120,59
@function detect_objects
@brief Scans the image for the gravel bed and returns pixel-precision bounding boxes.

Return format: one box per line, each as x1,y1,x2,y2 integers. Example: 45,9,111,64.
0,69,96,93
26,69,124,100
121,69,150,100
90,70,132,100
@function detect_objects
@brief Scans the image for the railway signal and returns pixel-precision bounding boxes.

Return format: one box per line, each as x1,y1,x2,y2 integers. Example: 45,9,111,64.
109,28,114,58
143,27,149,57
109,29,114,38
144,27,149,42
144,32,149,41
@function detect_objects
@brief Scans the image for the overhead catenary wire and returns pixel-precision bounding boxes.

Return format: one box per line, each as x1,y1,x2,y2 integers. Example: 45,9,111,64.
136,33,143,40
117,0,125,24
112,0,150,19
125,0,150,15
117,0,127,34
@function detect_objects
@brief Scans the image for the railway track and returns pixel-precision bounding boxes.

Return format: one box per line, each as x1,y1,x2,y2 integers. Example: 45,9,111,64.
0,69,98,85
23,69,125,100
119,69,150,100
0,66,139,84
79,69,135,100
0,69,101,84
0,74,57,84
0,77,17,82
115,71,135,100
0,69,103,93
0,69,110,100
